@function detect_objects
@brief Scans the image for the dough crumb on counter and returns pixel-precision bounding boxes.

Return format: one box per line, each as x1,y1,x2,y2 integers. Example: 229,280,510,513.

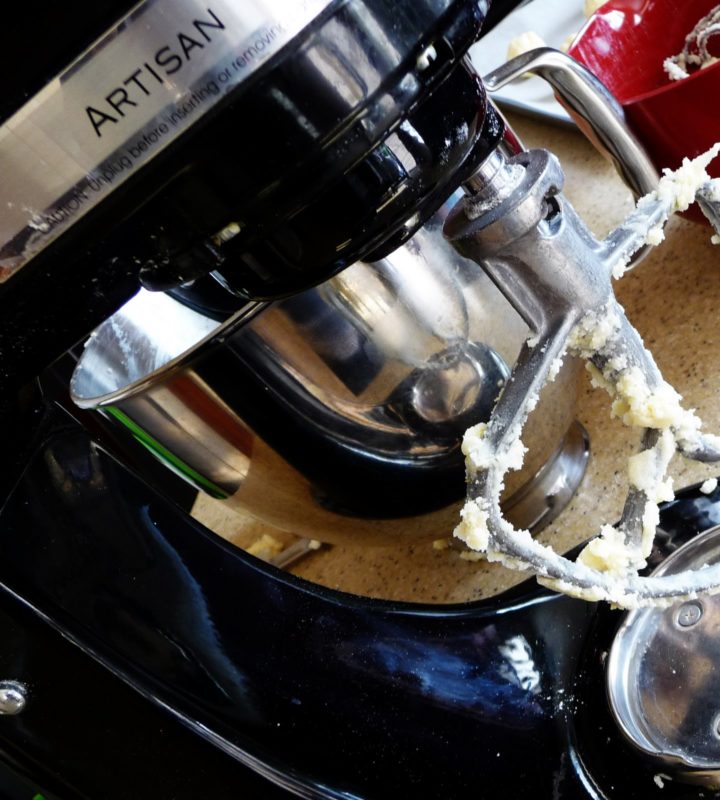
247,533,285,561
701,477,718,494
584,0,606,16
653,773,672,789
506,31,546,75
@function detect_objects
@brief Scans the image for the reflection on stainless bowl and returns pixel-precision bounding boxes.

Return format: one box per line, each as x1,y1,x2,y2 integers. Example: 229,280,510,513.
72,196,587,545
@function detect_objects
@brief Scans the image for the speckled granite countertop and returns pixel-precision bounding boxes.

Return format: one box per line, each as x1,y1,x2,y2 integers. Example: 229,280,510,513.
194,112,720,604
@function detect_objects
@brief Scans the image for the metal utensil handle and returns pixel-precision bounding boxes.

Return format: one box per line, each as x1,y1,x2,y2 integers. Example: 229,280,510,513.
483,47,659,200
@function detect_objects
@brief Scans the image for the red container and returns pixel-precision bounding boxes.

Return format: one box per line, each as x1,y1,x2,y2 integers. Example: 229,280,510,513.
569,0,720,200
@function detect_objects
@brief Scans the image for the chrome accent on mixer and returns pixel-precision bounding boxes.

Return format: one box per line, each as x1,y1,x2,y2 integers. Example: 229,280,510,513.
607,525,720,786
675,600,703,628
463,148,525,214
0,0,335,280
0,681,27,716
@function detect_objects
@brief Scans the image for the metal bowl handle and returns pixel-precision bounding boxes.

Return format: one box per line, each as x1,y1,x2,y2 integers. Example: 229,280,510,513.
482,47,659,200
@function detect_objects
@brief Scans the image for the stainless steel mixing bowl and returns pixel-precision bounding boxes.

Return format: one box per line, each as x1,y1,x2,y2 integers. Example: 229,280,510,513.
71,192,587,545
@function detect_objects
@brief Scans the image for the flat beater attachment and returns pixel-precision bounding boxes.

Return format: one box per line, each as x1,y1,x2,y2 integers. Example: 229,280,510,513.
444,147,720,608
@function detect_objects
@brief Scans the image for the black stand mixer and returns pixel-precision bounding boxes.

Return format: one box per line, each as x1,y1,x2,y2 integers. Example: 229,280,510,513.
3,1,720,797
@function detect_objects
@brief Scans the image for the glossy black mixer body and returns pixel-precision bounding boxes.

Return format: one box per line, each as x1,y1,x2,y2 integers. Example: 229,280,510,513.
1,411,713,799
0,1,696,797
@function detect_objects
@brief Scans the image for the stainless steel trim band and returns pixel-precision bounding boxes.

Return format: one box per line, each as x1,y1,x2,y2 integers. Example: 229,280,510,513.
0,0,334,281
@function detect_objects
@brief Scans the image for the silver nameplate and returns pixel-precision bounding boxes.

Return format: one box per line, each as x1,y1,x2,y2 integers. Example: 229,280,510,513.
0,0,334,281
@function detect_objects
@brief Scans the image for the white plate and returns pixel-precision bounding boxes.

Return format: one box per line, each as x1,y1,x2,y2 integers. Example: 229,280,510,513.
470,0,590,126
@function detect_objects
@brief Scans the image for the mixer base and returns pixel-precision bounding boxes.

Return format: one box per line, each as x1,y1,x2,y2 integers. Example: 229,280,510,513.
0,407,717,798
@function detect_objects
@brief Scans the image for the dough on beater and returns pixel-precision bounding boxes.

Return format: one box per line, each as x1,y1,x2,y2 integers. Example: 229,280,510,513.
612,144,720,279
577,526,635,575
663,5,720,80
